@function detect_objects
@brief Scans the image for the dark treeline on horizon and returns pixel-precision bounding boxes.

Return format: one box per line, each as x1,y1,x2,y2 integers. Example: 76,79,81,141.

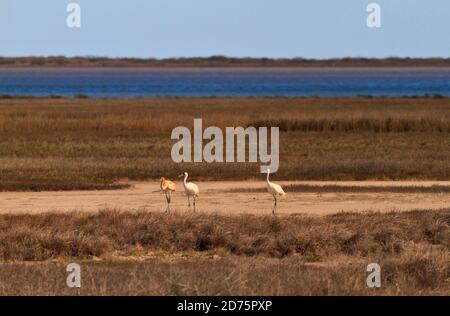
1,56,450,68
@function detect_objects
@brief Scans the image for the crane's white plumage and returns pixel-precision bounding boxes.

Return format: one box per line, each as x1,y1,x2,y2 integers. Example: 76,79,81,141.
179,172,199,211
266,169,285,214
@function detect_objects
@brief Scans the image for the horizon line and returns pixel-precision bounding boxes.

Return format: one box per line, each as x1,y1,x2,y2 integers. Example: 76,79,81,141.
2,55,450,60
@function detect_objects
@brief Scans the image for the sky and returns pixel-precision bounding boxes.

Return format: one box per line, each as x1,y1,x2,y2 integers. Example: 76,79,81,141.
1,0,449,58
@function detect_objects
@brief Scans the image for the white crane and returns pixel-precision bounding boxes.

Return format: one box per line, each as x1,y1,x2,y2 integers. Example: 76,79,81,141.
266,168,285,215
179,172,199,211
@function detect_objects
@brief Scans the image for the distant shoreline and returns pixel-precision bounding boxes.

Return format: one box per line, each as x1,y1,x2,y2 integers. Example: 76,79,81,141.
1,95,448,100
2,56,450,68
2,66,450,72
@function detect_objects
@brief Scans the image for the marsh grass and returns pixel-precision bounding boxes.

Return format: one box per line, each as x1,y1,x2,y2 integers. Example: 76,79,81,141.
0,209,448,261
250,117,450,133
1,253,448,295
0,209,448,295
0,181,129,192
229,184,450,194
1,97,450,190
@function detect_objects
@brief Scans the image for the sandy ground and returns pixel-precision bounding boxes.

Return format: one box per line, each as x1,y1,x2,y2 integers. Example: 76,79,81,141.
1,181,450,215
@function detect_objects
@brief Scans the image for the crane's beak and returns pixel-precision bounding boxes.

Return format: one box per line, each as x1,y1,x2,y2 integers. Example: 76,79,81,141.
178,174,184,178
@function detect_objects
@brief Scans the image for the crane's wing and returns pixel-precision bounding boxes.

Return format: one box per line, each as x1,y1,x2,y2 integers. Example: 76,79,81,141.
167,181,176,191
161,180,176,191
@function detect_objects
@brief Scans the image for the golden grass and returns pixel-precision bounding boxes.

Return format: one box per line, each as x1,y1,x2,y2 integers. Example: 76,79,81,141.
0,209,448,260
1,97,450,190
2,97,450,135
1,97,448,295
0,209,448,295
230,184,450,193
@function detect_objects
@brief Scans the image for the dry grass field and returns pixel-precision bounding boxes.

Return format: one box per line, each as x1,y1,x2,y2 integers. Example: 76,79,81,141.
1,97,450,191
0,97,449,295
0,210,448,295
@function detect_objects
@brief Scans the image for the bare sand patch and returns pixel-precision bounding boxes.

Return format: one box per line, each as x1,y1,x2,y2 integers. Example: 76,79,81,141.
1,181,450,215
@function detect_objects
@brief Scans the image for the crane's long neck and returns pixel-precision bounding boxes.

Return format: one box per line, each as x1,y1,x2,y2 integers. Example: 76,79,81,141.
266,171,271,185
183,174,188,186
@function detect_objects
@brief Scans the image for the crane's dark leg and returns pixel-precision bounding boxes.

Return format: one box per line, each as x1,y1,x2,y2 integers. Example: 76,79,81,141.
167,191,171,213
193,197,196,212
272,196,277,215
164,192,170,213
187,196,191,208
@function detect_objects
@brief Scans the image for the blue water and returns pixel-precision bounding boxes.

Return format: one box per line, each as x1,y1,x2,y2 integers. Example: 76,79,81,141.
0,68,449,98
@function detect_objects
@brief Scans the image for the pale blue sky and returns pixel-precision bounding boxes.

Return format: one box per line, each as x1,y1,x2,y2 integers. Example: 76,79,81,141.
1,0,449,58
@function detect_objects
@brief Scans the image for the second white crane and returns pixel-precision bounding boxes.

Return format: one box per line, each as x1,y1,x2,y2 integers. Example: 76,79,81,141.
266,168,285,215
179,172,199,211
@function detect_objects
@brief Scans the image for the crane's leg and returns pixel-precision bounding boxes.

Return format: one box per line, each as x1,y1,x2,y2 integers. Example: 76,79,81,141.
272,196,277,215
193,196,196,212
187,196,191,208
164,192,169,213
167,191,171,213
